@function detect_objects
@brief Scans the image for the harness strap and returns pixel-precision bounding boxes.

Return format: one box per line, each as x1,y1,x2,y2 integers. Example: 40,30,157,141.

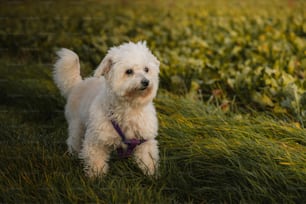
111,119,146,158
111,119,126,142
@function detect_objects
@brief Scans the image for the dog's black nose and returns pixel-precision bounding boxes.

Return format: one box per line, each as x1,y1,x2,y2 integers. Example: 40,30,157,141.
141,79,150,88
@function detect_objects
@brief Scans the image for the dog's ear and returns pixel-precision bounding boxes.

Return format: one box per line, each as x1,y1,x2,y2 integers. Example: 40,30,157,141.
94,57,113,77
154,58,160,69
151,56,160,73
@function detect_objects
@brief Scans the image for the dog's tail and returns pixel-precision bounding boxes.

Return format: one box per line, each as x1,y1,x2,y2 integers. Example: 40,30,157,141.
53,48,82,98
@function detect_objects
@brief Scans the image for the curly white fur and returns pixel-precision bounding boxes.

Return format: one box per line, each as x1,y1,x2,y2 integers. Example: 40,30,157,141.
53,41,160,177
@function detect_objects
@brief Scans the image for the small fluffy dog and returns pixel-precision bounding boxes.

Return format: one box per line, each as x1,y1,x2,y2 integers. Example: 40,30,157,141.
53,41,160,177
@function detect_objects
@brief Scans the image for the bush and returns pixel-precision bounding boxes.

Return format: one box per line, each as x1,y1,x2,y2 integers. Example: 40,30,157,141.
1,0,305,123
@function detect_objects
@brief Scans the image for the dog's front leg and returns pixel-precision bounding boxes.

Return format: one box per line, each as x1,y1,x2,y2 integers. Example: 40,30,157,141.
133,139,159,176
79,137,111,178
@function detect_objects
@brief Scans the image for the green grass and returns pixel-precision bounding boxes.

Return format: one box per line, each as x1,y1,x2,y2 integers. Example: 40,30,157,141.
1,86,306,202
1,0,306,203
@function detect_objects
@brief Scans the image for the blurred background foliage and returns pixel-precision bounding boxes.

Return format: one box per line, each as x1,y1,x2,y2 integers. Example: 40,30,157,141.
0,0,305,123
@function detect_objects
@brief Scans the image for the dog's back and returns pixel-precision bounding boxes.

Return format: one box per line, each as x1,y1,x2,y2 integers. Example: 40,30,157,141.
65,77,103,124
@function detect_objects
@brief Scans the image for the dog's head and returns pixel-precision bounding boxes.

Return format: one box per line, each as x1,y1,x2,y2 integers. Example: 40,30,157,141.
94,41,160,106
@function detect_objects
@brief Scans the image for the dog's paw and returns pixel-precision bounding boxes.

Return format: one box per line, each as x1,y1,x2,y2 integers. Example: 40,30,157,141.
84,164,109,178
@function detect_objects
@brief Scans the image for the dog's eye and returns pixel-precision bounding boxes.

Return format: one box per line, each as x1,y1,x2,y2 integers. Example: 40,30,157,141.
144,67,149,73
125,69,134,75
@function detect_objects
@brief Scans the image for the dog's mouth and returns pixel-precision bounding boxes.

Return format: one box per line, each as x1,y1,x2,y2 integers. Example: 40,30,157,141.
124,86,153,98
139,85,153,96
139,86,148,91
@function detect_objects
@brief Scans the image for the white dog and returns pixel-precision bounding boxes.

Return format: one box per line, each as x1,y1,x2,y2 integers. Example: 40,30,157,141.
53,41,160,177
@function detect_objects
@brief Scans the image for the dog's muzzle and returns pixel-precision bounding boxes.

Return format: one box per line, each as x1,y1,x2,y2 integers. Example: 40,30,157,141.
140,78,150,90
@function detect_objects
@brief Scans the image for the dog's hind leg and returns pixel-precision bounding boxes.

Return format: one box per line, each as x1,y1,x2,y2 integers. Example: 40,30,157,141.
67,119,84,154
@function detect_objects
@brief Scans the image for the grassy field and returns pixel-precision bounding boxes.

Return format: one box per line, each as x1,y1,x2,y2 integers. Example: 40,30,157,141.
1,0,306,203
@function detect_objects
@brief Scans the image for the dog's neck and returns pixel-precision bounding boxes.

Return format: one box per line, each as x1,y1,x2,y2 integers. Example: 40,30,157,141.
101,81,153,123
108,99,150,122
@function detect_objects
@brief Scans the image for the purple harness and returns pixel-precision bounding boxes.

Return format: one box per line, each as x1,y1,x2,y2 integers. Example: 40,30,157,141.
111,119,146,158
